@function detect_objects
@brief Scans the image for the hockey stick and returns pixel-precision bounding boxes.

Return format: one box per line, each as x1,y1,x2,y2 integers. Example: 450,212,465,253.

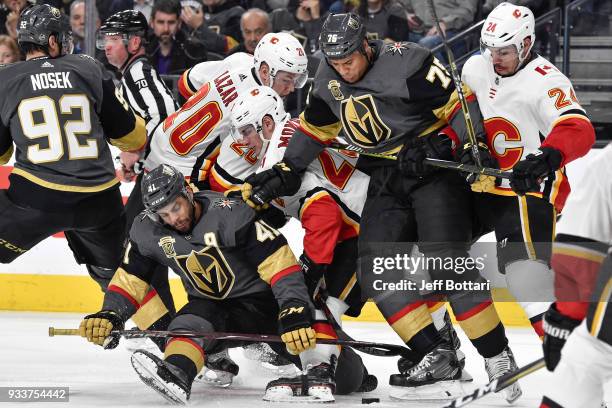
314,294,420,364
440,357,545,407
426,0,483,169
327,141,512,179
48,327,413,359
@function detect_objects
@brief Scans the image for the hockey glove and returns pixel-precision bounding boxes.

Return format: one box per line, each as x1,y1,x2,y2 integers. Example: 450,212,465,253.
79,310,124,349
456,141,499,193
398,134,453,177
278,300,316,355
542,303,582,371
241,161,302,210
510,147,563,196
299,253,328,300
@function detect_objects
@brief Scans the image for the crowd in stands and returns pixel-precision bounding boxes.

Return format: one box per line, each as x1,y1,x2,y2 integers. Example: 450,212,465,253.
0,0,610,72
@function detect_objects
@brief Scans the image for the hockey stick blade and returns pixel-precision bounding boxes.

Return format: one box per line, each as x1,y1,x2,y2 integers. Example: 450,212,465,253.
48,327,413,359
326,142,511,179
440,358,545,407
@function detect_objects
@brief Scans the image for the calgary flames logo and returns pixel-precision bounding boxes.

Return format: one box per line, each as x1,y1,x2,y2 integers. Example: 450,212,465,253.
174,247,235,299
340,95,391,148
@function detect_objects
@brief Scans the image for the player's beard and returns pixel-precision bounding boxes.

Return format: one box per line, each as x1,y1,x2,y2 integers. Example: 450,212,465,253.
170,202,197,234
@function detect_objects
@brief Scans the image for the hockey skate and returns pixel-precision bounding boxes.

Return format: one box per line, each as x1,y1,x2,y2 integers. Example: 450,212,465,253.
263,361,336,403
389,340,472,401
131,349,191,405
194,348,239,387
484,346,523,404
242,342,300,376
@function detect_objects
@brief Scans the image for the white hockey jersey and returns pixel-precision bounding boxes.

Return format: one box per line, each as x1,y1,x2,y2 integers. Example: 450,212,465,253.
462,54,588,210
556,144,612,245
144,57,262,177
178,53,254,100
259,119,369,222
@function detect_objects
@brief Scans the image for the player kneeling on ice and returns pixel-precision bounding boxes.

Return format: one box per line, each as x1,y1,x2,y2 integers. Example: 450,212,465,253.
79,164,366,404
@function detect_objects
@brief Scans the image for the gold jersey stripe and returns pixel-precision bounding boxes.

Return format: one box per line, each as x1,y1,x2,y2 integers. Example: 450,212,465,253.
590,277,612,337
299,113,342,143
456,303,501,340
131,293,170,330
553,243,607,264
432,84,474,121
518,195,537,260
165,338,205,372
390,303,432,343
109,115,147,152
0,145,13,165
11,167,119,193
258,245,299,284
108,267,150,305
551,113,591,128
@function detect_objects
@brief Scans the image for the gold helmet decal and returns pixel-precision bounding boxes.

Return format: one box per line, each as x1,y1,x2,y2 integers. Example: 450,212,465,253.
340,95,391,148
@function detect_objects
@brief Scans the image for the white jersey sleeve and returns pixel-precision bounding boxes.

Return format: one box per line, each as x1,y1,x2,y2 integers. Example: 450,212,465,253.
208,134,261,191
145,65,260,177
179,53,254,99
556,144,612,245
259,119,369,219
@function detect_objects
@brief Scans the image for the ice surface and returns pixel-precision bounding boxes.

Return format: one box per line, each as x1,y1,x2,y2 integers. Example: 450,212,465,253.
0,311,610,407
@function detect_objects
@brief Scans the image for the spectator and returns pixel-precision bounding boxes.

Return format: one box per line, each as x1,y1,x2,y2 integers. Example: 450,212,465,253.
146,0,207,75
357,0,409,42
133,0,154,21
1,0,28,40
0,34,19,63
70,0,102,54
228,7,270,54
400,0,478,62
180,0,244,56
289,0,325,53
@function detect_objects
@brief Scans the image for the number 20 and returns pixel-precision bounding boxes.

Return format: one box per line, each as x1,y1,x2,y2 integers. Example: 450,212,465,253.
18,95,96,164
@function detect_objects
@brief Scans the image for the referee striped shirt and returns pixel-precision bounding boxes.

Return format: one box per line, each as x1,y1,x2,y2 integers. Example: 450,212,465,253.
120,56,179,137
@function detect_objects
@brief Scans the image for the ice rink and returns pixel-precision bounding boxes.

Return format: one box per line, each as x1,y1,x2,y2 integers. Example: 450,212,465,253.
1,311,611,407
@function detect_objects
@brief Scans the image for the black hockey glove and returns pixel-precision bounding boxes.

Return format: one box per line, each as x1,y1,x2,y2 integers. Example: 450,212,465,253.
455,141,499,193
278,299,316,355
542,303,582,371
299,253,328,300
398,134,453,177
79,310,124,349
241,161,302,210
510,147,563,196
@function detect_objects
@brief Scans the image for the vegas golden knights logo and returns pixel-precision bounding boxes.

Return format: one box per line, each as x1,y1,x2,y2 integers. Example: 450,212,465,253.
174,246,235,299
158,236,177,258
328,80,344,101
340,95,391,148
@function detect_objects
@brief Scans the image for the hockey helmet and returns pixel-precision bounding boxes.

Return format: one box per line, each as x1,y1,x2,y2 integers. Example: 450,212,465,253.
230,86,289,147
97,10,148,50
480,3,535,65
319,13,366,60
18,4,73,54
254,32,308,88
142,164,189,214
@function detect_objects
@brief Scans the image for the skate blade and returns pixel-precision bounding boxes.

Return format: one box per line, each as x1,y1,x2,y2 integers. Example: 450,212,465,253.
131,351,187,405
389,380,468,401
261,362,301,377
263,385,334,403
194,368,233,387
501,382,522,404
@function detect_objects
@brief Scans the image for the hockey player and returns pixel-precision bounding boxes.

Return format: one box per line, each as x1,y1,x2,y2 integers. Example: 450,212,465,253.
79,164,367,404
0,5,145,289
240,12,518,400
143,32,308,183
538,144,612,408
99,9,180,322
461,2,595,340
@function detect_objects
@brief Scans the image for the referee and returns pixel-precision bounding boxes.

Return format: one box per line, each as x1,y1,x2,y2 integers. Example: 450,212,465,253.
98,10,179,325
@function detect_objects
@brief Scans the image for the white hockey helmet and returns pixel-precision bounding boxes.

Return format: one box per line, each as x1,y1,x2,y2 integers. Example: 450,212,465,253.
254,32,308,88
230,86,290,144
480,2,535,65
